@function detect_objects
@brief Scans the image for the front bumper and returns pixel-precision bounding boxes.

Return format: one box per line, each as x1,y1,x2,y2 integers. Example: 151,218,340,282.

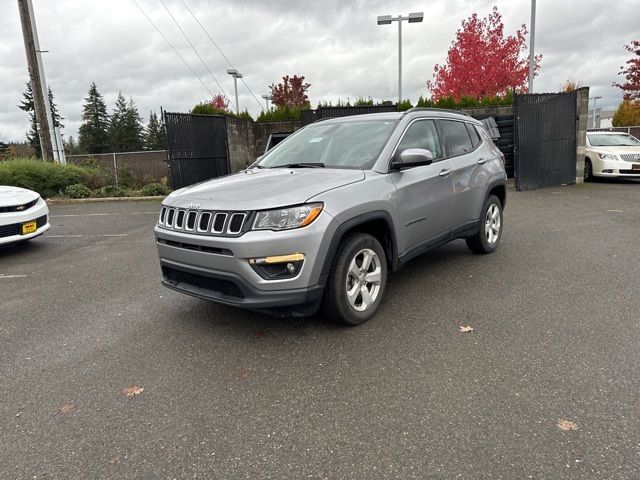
594,159,640,178
154,211,336,315
0,201,50,246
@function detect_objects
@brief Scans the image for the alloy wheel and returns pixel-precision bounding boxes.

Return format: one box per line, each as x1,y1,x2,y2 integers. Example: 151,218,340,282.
485,204,501,245
345,248,382,312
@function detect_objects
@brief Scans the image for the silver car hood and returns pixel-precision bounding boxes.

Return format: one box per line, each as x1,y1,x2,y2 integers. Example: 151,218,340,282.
165,168,365,210
0,186,39,207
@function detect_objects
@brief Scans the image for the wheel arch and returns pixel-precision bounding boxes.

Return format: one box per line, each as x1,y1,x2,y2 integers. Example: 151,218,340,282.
485,180,507,210
319,211,398,284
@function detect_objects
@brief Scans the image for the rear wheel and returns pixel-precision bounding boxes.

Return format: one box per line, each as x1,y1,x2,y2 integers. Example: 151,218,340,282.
466,194,503,254
323,233,387,326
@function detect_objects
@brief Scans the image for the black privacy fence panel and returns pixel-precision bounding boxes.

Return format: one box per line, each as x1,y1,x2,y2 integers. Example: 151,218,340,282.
514,93,577,191
301,105,398,126
469,112,515,178
164,112,230,189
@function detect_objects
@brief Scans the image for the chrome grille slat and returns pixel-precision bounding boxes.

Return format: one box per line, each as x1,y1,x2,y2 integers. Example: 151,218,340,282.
227,213,246,234
159,207,166,225
197,212,212,232
185,211,197,231
166,208,175,227
212,213,227,233
175,210,186,229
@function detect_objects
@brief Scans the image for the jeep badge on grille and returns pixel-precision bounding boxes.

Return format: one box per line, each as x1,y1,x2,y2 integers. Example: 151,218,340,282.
186,202,201,209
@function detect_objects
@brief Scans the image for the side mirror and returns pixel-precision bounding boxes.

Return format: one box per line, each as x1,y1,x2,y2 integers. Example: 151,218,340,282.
392,148,434,170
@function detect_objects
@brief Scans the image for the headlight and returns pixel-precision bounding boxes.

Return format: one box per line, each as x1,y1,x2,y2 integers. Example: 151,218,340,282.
598,153,619,160
252,203,323,231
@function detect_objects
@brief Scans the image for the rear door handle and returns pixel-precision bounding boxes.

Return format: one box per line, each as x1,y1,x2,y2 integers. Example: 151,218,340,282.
439,169,453,177
477,158,488,165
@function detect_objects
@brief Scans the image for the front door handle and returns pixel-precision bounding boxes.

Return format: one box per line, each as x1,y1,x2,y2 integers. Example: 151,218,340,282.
477,158,488,165
439,169,453,177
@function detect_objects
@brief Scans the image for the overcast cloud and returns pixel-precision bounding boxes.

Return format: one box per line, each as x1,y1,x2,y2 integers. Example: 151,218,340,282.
0,0,637,142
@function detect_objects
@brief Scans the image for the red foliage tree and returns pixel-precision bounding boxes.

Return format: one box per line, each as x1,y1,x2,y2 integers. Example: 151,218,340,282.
427,7,541,100
269,75,311,108
613,40,640,101
206,94,230,112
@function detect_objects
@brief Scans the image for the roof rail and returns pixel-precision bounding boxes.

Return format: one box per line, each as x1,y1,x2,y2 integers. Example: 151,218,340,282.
402,107,470,117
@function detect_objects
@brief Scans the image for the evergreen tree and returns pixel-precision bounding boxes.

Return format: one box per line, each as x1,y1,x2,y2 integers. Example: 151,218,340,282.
144,111,165,150
109,93,144,152
78,82,110,154
65,135,79,155
18,82,64,158
0,141,11,160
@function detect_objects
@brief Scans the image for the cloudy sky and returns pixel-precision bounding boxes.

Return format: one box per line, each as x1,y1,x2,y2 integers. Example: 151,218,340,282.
0,0,637,142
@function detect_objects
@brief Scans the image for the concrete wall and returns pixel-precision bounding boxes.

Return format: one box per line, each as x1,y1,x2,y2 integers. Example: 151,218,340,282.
225,117,256,172
225,119,303,172
575,87,590,183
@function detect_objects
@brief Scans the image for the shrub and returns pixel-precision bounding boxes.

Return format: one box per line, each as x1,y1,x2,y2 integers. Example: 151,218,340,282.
93,185,130,198
192,103,254,121
116,165,136,189
64,183,93,198
396,99,414,111
0,158,87,197
257,105,307,122
77,158,113,189
612,100,640,127
141,182,170,196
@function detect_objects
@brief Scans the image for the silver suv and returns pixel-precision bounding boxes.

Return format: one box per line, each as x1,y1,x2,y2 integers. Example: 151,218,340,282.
155,109,507,325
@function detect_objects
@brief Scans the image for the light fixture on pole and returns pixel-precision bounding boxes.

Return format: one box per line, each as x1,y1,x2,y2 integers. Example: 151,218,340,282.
377,11,423,104
261,94,270,111
226,68,243,114
589,96,602,128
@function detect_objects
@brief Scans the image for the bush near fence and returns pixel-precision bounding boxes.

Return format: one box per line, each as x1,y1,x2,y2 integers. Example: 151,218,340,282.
66,150,170,186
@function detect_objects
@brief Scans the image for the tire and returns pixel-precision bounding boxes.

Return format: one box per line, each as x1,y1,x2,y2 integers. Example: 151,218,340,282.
584,158,594,182
466,194,503,254
323,233,387,326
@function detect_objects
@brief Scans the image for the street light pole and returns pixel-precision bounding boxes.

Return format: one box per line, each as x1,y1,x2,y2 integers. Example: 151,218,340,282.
261,94,270,111
589,96,602,128
226,68,243,114
377,12,423,105
528,0,536,93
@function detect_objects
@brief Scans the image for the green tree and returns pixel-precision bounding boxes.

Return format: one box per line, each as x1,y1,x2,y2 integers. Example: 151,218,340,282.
18,82,64,158
65,135,79,155
144,111,165,150
612,100,640,126
78,82,110,154
109,93,144,152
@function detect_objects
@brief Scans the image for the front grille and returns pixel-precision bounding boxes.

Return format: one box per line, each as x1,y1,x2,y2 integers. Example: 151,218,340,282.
620,154,640,162
157,238,232,256
0,198,39,213
618,169,640,175
163,267,244,299
0,215,47,238
158,207,249,237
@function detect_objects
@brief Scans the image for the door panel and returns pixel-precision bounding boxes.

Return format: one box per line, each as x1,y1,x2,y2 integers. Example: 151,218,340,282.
391,159,455,253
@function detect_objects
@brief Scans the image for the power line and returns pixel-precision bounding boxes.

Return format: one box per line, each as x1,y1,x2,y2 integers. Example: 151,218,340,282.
180,0,265,110
160,0,227,97
132,0,214,97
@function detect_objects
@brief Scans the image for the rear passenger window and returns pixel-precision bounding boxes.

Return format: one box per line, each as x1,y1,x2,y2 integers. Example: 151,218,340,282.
397,120,443,159
466,123,481,148
440,120,474,156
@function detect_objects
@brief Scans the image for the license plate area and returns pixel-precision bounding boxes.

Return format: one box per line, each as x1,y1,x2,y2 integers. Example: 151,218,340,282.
21,220,37,235
632,164,640,171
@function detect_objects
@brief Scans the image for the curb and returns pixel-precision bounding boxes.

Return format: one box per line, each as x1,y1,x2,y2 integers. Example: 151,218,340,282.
46,196,165,205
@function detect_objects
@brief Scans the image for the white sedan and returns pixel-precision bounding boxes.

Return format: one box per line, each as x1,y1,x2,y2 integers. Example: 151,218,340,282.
585,131,640,180
0,186,50,246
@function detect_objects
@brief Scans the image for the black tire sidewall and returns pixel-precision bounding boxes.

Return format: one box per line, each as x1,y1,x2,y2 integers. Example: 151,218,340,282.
478,195,503,253
324,233,387,326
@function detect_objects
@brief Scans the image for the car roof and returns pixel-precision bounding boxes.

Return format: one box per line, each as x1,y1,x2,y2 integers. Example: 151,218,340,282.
314,108,480,125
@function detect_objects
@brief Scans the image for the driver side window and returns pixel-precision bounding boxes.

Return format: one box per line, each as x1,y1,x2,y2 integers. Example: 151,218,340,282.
397,120,443,159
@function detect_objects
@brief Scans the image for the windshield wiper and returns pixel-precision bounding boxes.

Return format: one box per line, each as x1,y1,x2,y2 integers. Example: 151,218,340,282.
274,162,325,168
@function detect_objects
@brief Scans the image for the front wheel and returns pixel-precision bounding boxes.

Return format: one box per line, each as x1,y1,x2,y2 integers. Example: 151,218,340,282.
584,158,594,182
466,194,503,254
323,233,387,326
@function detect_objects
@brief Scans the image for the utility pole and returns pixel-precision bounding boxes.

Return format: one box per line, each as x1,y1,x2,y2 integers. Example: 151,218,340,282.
528,0,537,93
17,0,57,162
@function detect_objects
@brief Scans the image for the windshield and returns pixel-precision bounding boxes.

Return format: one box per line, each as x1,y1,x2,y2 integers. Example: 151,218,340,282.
257,119,398,169
588,133,640,146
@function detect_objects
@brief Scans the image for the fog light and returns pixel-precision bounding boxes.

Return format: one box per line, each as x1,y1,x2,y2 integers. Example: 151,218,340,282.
602,169,613,173
249,253,305,280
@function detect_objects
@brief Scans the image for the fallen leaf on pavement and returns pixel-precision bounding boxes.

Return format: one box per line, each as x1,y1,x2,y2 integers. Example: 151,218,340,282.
238,369,251,381
459,325,474,333
122,386,144,397
58,403,75,414
556,419,578,431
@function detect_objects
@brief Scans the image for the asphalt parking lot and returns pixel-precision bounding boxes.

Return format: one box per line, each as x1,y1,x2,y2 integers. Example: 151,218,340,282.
1,181,639,479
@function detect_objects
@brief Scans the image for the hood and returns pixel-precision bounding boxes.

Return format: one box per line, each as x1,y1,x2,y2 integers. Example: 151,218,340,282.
0,186,39,208
588,145,640,156
165,168,365,210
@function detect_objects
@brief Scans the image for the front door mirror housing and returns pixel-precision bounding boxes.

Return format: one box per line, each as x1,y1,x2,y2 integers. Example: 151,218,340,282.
392,148,434,170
